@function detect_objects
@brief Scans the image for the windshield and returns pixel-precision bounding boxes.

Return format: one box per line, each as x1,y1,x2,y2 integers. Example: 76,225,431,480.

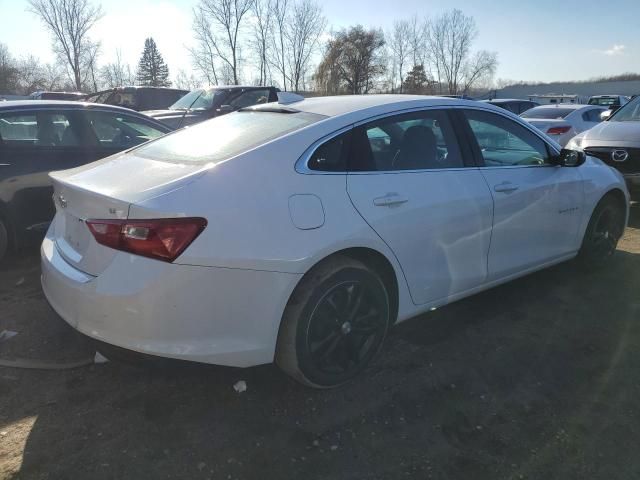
134,110,323,163
169,89,223,110
521,107,574,119
609,96,640,122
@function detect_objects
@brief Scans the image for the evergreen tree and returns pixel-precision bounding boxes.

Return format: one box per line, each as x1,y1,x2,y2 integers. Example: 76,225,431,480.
402,64,429,94
136,38,171,87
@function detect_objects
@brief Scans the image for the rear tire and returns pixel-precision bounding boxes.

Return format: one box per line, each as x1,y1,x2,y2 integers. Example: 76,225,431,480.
0,219,8,264
276,256,391,388
578,195,625,269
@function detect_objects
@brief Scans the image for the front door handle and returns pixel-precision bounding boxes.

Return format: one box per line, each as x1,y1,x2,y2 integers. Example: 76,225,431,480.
373,193,409,207
493,182,519,193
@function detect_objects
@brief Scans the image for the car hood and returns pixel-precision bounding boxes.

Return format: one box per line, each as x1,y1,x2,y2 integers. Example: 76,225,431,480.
582,121,640,145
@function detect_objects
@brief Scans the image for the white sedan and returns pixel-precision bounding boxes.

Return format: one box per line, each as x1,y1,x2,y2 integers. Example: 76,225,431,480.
41,95,628,388
520,104,607,146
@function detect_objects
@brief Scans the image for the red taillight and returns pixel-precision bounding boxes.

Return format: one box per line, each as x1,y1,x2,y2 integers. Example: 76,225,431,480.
86,218,207,262
547,126,571,135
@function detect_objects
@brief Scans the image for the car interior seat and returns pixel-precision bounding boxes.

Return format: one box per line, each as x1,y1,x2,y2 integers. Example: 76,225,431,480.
392,125,438,170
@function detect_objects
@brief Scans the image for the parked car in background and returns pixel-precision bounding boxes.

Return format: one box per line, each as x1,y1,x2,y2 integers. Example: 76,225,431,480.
83,86,188,112
144,85,279,129
0,100,171,261
29,91,85,101
40,95,627,388
481,98,539,114
567,95,640,199
588,95,629,110
521,104,607,146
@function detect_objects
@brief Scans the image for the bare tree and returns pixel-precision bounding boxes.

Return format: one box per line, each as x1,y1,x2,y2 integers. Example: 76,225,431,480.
190,9,220,85
100,50,135,88
17,55,47,94
174,69,202,90
408,15,427,68
191,0,255,85
425,9,496,95
250,0,272,85
314,25,386,95
388,20,411,92
269,0,290,90
28,0,104,91
285,0,325,91
0,44,20,94
462,50,498,93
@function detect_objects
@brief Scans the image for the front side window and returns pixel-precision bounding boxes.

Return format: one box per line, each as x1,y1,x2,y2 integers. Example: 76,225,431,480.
464,109,548,167
349,109,463,171
0,111,79,147
86,111,166,149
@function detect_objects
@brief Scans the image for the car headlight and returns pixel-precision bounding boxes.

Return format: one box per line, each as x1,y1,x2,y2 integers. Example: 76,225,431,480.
565,136,584,151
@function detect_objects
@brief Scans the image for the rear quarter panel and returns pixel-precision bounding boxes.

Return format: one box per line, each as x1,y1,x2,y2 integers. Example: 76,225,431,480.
128,121,416,320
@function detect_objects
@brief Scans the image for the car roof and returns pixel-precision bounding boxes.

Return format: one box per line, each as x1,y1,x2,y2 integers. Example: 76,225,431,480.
528,103,599,110
0,99,144,112
265,94,483,118
0,100,171,129
482,98,535,103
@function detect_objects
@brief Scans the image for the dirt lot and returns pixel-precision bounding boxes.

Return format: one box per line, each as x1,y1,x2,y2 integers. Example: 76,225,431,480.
2,206,640,480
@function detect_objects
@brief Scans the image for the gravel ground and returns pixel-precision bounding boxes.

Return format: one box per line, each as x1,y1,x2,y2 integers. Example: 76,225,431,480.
1,204,640,480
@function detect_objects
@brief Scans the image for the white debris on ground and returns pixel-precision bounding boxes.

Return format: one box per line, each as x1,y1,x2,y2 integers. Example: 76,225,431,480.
93,352,109,364
233,380,247,393
0,330,18,342
14,277,25,286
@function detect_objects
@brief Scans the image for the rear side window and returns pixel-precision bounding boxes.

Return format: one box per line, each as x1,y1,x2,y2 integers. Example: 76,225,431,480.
86,111,166,149
349,109,463,171
464,109,549,167
308,131,351,172
0,111,80,147
135,111,323,164
228,90,271,109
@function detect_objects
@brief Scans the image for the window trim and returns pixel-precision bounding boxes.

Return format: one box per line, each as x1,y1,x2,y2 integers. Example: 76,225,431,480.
0,108,87,149
455,106,560,170
297,106,476,175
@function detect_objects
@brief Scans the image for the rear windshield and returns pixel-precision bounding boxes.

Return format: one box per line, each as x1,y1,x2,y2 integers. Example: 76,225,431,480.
521,107,574,119
134,110,323,163
588,97,619,106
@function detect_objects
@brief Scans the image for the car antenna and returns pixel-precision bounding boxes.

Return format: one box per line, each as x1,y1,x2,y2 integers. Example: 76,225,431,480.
180,89,206,129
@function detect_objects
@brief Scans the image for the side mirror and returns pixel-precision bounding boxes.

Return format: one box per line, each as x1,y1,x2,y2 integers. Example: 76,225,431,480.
600,110,612,121
553,148,586,167
217,104,236,114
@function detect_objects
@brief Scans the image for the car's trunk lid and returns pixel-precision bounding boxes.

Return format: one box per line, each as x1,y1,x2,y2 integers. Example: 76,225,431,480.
525,118,569,134
49,153,207,276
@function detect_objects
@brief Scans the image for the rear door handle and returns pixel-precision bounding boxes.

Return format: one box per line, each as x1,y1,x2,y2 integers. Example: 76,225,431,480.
493,182,519,193
373,193,409,207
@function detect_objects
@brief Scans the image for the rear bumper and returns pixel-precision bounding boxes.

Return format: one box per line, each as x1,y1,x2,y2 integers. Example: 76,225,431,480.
41,231,302,367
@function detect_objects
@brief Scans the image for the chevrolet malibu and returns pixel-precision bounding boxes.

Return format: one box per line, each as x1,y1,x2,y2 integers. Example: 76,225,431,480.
41,95,628,388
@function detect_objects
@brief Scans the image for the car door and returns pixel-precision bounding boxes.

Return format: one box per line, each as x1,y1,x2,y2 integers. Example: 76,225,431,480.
0,108,93,236
346,108,494,305
460,108,584,280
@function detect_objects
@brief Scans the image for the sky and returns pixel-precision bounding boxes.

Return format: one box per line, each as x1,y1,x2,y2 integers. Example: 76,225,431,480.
1,0,639,85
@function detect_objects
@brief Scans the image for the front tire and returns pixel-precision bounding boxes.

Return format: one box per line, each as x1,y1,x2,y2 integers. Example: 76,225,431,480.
276,256,391,388
578,195,625,268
